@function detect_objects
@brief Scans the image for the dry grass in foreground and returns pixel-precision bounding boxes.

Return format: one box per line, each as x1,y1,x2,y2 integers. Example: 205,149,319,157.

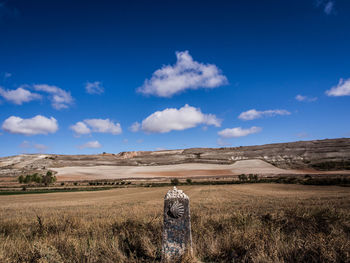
0,184,349,262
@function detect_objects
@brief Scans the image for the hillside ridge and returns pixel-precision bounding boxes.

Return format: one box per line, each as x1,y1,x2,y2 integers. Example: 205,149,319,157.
1,138,350,177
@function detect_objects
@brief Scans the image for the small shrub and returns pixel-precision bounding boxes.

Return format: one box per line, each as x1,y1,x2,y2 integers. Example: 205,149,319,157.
238,174,248,181
171,178,180,185
186,178,192,184
18,175,24,183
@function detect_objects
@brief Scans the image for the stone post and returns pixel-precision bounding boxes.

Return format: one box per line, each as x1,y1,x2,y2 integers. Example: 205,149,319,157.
162,186,192,262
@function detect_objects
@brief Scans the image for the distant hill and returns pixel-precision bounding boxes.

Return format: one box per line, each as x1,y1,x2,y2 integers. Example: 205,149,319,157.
1,138,350,178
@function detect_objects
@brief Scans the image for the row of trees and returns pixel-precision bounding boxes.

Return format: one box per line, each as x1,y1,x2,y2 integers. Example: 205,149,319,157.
171,178,192,185
88,181,132,186
18,171,57,185
238,174,259,181
171,175,259,185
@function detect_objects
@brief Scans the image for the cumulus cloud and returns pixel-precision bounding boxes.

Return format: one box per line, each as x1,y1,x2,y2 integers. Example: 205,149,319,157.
326,78,350,97
0,83,74,109
85,81,104,94
238,109,291,121
141,104,221,133
70,121,91,135
0,87,42,105
71,118,122,136
84,119,122,134
218,126,262,138
137,51,228,97
295,94,317,102
129,122,141,132
78,141,102,149
33,84,73,109
2,115,58,135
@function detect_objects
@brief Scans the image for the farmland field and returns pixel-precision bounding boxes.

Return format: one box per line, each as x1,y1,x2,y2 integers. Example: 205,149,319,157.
49,159,350,181
1,184,349,262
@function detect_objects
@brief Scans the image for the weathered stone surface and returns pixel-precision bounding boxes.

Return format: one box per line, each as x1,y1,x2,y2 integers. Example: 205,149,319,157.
162,187,192,262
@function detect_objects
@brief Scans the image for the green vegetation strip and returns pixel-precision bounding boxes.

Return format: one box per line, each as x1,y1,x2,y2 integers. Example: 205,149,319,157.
1,175,350,195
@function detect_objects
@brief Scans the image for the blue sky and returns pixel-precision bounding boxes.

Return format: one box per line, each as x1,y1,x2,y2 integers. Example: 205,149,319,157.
0,0,350,157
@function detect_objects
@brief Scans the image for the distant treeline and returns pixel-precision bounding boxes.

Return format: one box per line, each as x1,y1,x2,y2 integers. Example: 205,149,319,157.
166,175,350,187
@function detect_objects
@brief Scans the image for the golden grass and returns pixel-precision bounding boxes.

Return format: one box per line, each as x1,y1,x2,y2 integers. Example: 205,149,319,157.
0,184,350,262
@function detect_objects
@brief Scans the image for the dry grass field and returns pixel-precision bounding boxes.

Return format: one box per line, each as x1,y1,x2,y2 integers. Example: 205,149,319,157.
0,184,350,262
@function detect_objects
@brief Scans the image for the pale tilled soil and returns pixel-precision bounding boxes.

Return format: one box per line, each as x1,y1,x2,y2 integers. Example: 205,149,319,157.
50,159,350,181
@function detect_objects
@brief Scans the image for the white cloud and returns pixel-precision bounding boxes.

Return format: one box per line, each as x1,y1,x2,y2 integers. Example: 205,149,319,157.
70,121,91,135
78,141,102,149
218,126,262,138
84,119,122,134
324,1,334,15
141,104,221,133
0,84,75,109
71,118,122,135
0,87,42,105
326,78,350,97
33,84,73,109
295,94,317,102
295,95,306,101
85,81,104,94
129,122,141,132
2,115,58,135
238,109,291,121
137,50,228,97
